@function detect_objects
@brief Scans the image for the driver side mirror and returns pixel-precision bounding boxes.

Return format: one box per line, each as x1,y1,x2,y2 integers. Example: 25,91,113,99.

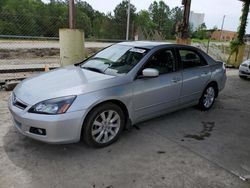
142,68,159,78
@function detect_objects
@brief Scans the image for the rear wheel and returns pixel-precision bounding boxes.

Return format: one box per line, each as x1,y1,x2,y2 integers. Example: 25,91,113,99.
198,85,216,111
83,103,125,147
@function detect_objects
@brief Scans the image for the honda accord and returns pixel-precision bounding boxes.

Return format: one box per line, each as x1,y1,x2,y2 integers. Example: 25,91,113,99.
8,41,227,147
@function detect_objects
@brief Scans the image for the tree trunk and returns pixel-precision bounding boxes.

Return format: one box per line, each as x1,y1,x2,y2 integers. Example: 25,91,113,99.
237,1,250,44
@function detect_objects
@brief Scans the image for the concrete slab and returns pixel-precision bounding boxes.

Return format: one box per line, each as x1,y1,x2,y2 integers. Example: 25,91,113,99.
0,63,60,73
0,69,249,188
137,69,250,181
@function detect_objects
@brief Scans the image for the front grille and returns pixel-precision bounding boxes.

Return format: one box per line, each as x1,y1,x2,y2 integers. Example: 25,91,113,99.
13,94,28,110
240,70,250,75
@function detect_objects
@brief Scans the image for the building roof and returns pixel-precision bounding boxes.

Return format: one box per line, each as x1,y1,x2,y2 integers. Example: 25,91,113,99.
215,30,237,33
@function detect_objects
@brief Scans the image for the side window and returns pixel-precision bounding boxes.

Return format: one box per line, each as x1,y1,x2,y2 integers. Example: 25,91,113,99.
179,49,207,69
143,49,175,75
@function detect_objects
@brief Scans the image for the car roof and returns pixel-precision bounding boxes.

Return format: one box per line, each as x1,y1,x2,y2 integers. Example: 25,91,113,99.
118,41,191,49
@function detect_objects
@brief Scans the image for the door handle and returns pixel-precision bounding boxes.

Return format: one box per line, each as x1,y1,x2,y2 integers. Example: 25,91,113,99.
201,71,209,76
172,77,181,83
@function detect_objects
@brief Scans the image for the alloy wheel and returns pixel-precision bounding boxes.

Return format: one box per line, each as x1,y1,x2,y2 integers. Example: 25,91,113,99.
91,110,121,144
203,87,215,108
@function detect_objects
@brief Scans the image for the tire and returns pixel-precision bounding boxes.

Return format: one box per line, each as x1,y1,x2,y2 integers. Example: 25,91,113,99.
198,85,216,111
83,102,125,148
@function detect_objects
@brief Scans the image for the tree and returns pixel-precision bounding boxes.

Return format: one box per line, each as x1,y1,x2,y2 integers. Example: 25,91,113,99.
0,0,184,40
228,0,250,67
170,6,183,36
237,0,250,44
136,10,155,32
148,1,172,39
113,0,136,39
192,23,208,40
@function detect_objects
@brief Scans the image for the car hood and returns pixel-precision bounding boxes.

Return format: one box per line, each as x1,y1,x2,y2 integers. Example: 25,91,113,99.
14,66,117,105
241,60,250,65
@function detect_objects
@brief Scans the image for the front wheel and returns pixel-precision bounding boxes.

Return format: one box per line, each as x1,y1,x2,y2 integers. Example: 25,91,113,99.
198,85,216,111
83,103,125,147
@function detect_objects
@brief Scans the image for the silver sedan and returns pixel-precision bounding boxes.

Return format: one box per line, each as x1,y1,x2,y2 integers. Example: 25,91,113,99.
8,41,227,147
239,59,250,79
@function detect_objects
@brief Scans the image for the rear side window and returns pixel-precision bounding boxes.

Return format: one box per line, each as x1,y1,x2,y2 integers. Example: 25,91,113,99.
178,49,207,69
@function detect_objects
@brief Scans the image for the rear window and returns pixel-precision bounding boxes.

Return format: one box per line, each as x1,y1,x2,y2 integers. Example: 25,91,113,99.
178,49,207,69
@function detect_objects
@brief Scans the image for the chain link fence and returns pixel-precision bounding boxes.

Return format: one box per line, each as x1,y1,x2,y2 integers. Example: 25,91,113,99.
0,10,114,89
0,11,67,89
1,8,249,90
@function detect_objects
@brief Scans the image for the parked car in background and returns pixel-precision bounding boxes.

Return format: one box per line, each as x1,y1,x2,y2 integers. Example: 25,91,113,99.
8,41,227,147
239,60,250,79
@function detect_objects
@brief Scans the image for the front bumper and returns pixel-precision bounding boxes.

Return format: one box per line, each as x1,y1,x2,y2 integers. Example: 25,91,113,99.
8,96,86,144
239,70,250,78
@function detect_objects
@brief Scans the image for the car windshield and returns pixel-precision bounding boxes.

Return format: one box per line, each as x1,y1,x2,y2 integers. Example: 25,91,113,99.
80,44,148,76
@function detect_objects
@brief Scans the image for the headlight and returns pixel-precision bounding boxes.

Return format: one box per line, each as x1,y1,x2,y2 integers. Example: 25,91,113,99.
241,63,248,67
28,96,76,115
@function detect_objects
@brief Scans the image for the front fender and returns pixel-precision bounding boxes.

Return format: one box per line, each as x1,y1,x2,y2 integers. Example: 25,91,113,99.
68,83,133,119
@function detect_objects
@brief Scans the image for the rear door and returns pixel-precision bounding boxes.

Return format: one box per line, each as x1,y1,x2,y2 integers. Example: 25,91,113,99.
177,48,211,104
132,48,182,121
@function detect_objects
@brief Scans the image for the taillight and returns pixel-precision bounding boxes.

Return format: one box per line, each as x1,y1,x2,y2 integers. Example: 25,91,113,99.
223,63,226,74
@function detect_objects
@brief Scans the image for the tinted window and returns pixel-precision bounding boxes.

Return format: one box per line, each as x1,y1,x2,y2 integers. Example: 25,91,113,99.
143,49,175,74
179,49,207,69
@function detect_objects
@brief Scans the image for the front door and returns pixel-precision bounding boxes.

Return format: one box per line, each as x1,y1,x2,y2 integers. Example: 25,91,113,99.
132,48,182,122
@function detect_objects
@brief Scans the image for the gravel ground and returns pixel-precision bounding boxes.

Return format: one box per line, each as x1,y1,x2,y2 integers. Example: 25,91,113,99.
0,69,249,188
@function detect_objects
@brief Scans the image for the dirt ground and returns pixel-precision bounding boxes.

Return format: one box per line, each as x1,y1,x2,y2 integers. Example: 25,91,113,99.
0,41,113,68
0,47,101,66
0,69,250,188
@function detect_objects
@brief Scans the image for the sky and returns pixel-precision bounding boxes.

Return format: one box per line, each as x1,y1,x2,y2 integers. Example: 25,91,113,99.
43,0,250,33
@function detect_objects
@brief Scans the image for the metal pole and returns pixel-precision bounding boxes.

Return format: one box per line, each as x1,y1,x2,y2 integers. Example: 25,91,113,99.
220,15,226,41
126,0,131,40
69,0,76,29
207,37,210,54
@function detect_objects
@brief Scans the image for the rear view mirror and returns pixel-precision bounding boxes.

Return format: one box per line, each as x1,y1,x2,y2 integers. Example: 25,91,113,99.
142,68,159,78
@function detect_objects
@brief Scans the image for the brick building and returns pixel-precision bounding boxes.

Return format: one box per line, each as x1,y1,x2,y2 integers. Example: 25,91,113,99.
211,30,237,41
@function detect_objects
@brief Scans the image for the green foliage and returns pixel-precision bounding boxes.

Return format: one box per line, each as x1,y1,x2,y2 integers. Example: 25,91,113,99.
0,0,184,40
135,1,183,40
229,0,250,62
170,7,183,36
136,10,154,29
148,1,172,38
113,0,136,39
192,23,208,40
237,1,250,44
230,39,241,52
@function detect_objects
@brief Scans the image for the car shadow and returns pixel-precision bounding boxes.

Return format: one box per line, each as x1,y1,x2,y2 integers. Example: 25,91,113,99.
2,122,138,170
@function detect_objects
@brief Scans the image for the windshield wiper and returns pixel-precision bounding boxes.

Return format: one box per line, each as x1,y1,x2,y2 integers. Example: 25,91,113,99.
81,66,104,74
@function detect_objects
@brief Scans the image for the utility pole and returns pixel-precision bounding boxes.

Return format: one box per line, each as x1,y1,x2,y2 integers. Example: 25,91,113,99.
220,15,226,41
182,0,191,39
69,0,76,29
126,0,131,40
